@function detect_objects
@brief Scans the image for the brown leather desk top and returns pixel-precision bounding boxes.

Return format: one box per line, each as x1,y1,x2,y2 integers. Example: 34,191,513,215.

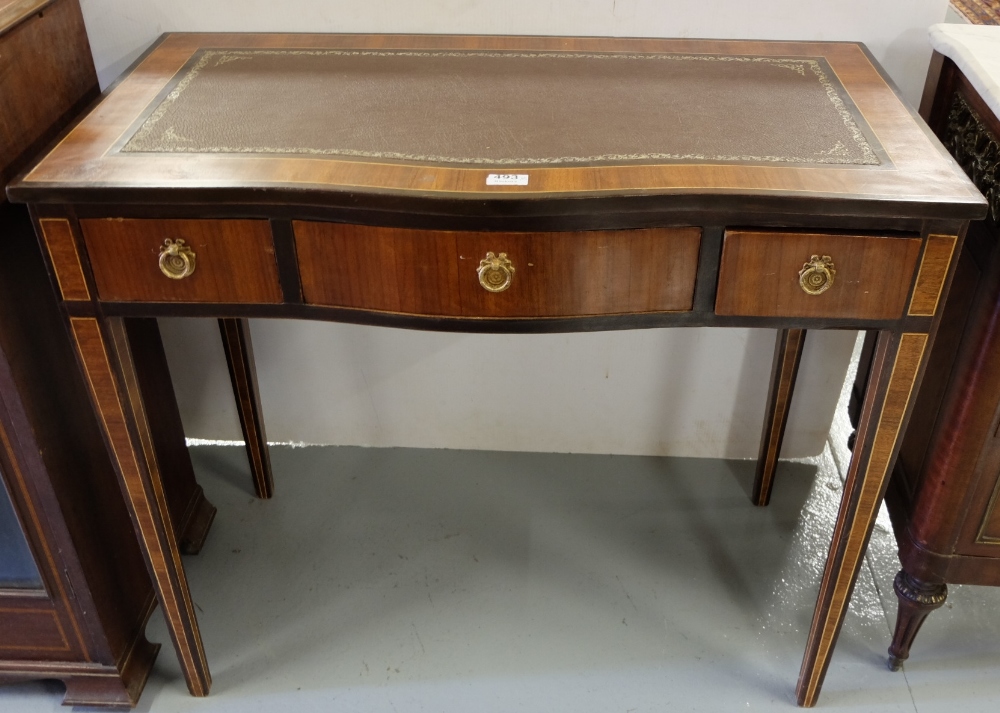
121,48,880,167
8,33,986,221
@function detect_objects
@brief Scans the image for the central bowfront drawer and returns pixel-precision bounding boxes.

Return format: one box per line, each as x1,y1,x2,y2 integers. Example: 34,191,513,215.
294,221,702,317
80,218,282,303
715,230,924,320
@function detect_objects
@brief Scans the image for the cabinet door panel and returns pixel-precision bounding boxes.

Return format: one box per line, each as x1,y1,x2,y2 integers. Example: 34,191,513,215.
0,468,42,590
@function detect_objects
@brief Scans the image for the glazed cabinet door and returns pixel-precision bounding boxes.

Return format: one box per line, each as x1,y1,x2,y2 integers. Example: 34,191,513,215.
0,469,42,590
0,395,88,663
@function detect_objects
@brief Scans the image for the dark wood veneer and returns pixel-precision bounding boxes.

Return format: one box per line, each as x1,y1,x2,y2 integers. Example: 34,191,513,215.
81,218,282,304
296,222,701,317
716,230,923,319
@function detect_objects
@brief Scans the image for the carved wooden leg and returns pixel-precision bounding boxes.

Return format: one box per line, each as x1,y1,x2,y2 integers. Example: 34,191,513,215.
887,570,948,671
68,316,211,697
796,331,927,707
219,318,273,499
753,328,806,506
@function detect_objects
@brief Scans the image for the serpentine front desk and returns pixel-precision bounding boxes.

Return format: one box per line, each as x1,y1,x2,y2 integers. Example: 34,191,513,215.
7,33,986,707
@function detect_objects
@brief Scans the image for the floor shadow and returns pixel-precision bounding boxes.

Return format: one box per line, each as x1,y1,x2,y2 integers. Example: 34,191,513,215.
723,458,818,510
189,445,257,498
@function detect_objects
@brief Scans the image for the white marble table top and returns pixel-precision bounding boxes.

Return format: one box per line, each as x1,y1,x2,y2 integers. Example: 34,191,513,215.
930,22,1000,120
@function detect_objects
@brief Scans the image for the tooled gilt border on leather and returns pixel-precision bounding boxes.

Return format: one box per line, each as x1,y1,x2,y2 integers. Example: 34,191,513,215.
120,49,881,166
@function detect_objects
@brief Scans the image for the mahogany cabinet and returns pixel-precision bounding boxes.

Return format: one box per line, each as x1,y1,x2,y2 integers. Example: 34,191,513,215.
847,51,1000,668
0,201,160,706
0,0,217,706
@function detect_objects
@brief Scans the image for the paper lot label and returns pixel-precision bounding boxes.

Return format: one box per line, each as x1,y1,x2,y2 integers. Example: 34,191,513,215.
486,174,529,186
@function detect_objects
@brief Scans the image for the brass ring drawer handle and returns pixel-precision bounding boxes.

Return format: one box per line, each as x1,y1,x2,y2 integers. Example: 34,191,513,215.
477,251,515,292
798,255,835,295
159,239,196,280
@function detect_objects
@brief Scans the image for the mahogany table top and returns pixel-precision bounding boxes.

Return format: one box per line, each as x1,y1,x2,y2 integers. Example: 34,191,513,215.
8,33,986,221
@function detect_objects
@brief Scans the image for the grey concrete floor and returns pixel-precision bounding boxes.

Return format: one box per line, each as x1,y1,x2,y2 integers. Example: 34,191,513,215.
4,370,1000,711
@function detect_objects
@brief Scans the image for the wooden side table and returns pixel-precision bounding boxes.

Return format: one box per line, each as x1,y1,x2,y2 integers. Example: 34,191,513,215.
8,33,985,707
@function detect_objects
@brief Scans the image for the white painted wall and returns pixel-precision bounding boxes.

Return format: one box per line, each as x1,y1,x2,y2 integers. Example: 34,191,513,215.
80,0,950,102
77,0,950,457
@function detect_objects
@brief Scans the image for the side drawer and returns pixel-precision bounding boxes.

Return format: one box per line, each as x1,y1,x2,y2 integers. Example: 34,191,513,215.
715,230,923,320
294,221,702,318
79,218,282,303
